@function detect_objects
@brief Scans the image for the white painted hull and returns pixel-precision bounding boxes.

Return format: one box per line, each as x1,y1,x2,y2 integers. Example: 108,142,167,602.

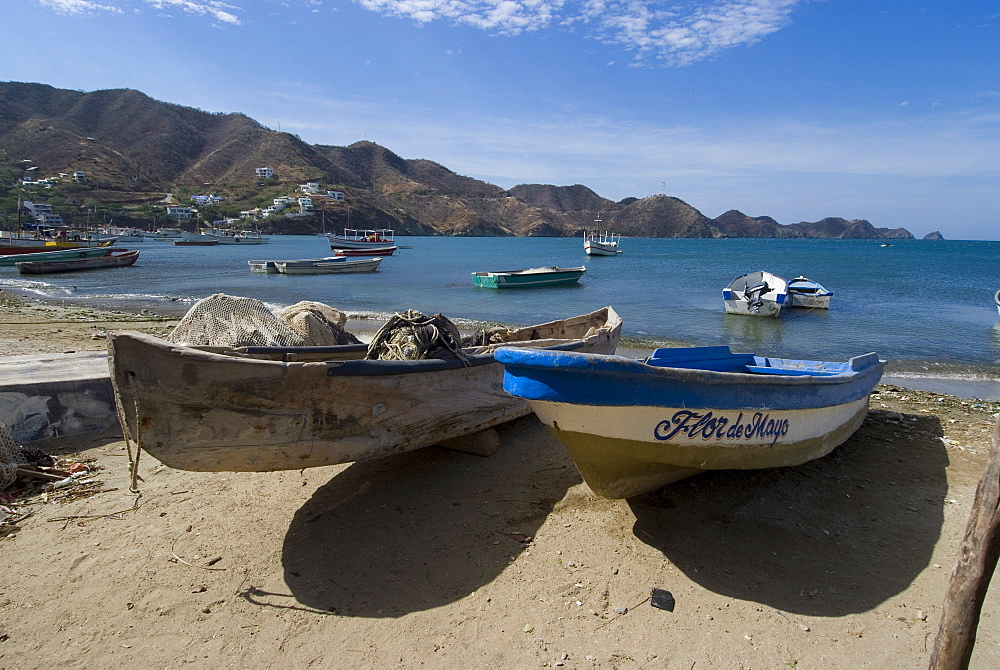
584,242,621,256
528,397,869,498
787,293,831,309
723,298,783,317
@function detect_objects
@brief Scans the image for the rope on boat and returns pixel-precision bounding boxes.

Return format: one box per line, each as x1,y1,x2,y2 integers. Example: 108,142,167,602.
366,310,469,364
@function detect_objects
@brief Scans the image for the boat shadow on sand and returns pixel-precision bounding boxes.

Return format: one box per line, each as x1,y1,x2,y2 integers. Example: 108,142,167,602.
278,408,947,619
627,408,949,617
280,416,577,617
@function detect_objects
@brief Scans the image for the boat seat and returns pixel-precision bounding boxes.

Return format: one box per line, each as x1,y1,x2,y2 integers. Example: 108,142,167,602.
645,346,755,373
744,365,840,377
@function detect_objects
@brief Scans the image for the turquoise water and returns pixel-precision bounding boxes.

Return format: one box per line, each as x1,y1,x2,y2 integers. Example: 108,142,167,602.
3,235,999,394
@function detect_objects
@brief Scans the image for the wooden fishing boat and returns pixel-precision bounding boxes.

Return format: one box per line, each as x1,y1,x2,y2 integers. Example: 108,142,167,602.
722,271,788,316
472,266,586,288
787,276,834,309
274,256,382,274
0,245,126,267
15,249,139,274
327,228,395,250
108,306,622,472
496,345,883,498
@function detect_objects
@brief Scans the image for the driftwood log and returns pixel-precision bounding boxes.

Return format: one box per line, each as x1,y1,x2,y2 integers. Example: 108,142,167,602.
929,416,1000,669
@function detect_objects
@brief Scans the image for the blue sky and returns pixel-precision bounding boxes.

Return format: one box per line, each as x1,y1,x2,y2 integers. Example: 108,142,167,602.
4,1,1000,240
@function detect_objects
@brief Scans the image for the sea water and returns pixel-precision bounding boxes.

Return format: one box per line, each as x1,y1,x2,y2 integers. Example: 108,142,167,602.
3,235,999,398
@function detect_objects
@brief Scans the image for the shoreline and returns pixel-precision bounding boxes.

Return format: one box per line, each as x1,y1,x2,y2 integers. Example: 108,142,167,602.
4,285,1000,401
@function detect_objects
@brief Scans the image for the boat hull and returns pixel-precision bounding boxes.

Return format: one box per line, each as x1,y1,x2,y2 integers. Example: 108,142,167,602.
108,307,621,472
787,293,832,309
0,246,124,267
332,246,396,256
472,267,586,288
529,398,868,498
275,257,381,274
16,250,139,274
496,346,882,498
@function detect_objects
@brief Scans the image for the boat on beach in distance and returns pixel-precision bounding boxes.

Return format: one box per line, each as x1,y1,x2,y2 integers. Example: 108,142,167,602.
497,344,884,498
787,276,834,309
722,270,788,316
107,300,622,473
472,266,586,288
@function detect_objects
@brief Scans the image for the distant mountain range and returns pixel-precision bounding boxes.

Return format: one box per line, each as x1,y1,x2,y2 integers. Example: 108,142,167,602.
0,81,926,239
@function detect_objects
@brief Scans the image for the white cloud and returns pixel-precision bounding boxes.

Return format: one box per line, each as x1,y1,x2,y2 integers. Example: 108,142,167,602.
37,0,242,24
39,0,123,13
354,0,803,63
145,1,242,25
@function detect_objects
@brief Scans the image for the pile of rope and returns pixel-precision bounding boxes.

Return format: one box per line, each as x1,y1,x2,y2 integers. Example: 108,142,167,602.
366,310,468,363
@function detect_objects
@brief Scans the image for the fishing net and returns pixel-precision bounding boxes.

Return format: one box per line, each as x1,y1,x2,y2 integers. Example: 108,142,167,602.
0,423,24,489
167,294,305,347
365,310,468,363
276,301,362,346
462,325,515,348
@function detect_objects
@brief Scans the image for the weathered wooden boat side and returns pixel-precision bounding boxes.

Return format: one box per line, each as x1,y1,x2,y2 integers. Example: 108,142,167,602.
496,345,883,498
108,306,621,472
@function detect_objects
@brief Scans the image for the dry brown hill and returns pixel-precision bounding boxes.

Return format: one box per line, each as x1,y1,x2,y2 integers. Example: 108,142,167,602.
0,82,915,239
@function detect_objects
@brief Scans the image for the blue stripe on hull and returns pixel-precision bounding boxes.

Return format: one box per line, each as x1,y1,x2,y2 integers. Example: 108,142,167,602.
496,348,883,411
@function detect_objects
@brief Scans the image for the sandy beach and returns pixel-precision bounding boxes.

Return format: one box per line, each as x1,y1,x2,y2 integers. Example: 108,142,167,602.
2,291,1000,669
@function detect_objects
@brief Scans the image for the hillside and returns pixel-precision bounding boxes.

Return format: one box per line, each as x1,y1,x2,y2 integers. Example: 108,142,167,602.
0,82,916,239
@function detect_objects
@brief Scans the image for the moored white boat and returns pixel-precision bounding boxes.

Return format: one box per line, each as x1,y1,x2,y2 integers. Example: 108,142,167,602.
787,276,833,309
274,256,382,274
583,217,622,256
108,305,622,472
722,271,788,316
497,344,884,498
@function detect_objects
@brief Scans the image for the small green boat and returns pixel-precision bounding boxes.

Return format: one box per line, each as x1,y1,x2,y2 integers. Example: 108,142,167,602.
0,246,123,267
472,265,586,288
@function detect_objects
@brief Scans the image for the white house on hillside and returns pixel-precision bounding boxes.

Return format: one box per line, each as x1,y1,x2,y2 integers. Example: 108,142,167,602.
256,167,274,179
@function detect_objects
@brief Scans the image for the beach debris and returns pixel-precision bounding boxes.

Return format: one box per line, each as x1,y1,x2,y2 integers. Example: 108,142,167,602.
503,532,533,543
650,588,675,611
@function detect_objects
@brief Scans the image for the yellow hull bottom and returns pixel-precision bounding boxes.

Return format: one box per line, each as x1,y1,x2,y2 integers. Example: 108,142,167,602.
548,404,868,499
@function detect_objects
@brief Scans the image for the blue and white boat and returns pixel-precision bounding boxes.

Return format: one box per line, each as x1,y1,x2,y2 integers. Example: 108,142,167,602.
787,276,834,309
496,345,884,498
722,271,788,316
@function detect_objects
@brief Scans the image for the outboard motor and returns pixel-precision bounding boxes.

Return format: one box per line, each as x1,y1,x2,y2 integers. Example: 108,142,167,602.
742,282,770,314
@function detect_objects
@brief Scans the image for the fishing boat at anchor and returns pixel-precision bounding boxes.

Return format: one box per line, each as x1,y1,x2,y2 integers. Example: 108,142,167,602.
583,216,622,256
722,271,788,316
472,266,586,288
496,345,883,498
